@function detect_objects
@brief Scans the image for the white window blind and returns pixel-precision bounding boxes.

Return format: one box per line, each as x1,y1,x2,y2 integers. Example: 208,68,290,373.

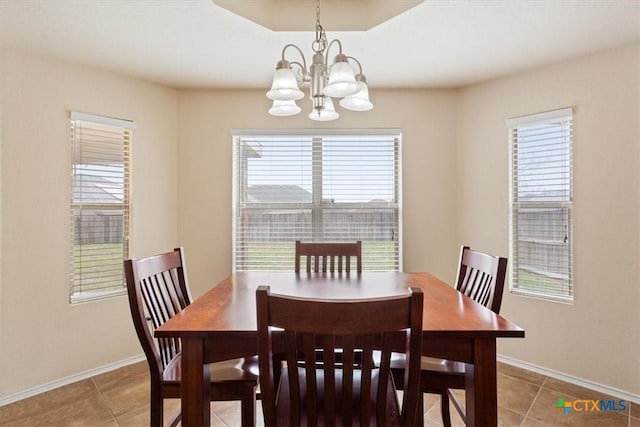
508,108,573,302
70,112,134,302
232,131,401,271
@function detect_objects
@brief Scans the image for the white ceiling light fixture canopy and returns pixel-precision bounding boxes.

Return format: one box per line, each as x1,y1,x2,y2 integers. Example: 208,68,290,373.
265,0,373,121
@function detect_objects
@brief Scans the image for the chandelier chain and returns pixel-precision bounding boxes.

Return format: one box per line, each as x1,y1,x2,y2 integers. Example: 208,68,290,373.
313,0,327,54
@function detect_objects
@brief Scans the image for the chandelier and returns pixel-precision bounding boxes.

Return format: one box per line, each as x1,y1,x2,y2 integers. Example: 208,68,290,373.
266,0,373,121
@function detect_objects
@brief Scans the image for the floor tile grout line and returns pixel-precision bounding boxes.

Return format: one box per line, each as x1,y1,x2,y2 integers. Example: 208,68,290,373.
519,376,548,427
498,370,548,390
90,377,120,426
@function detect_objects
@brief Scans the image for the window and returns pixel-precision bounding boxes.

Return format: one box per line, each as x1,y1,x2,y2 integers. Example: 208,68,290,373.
507,108,573,302
70,112,135,302
232,130,401,271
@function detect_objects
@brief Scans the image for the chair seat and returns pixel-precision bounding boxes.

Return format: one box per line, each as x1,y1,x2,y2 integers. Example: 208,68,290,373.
390,354,466,393
163,354,260,384
276,367,400,426
391,353,464,375
419,356,464,375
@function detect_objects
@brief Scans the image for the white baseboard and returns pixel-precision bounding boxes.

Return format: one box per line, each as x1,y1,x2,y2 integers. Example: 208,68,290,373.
498,354,640,405
0,354,146,407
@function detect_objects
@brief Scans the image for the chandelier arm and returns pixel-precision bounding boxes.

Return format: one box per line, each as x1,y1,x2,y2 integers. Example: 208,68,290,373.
289,61,309,82
282,44,308,73
324,39,343,64
346,56,364,75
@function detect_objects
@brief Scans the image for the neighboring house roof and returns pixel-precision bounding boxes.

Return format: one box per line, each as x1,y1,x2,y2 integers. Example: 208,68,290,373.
72,174,123,204
247,185,311,203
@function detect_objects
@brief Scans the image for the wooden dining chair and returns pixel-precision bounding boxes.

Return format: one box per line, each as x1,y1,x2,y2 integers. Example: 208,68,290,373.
294,240,362,273
125,247,258,427
391,245,508,426
257,285,424,427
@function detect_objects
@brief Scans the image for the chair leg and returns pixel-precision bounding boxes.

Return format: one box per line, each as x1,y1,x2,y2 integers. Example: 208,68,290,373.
416,393,425,426
150,387,164,427
240,385,257,427
440,391,452,427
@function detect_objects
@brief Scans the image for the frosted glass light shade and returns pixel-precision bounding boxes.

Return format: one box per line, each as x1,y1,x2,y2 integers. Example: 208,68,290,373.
339,81,373,111
268,100,301,116
309,97,339,121
323,60,359,98
266,68,304,101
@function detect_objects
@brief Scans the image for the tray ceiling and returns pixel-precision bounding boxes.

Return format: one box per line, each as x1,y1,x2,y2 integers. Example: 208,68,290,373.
212,0,424,31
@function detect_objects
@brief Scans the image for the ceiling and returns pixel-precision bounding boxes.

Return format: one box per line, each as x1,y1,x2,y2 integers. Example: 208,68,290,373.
1,0,639,90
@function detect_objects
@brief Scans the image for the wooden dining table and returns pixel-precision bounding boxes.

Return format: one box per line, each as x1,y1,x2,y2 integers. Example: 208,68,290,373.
155,271,524,426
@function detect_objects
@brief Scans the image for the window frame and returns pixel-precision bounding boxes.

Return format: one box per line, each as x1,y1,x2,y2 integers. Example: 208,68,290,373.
69,112,135,303
507,108,574,303
232,129,402,272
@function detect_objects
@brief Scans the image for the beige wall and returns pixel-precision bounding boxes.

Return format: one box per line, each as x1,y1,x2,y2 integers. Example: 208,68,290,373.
176,89,459,297
0,51,178,398
457,43,640,396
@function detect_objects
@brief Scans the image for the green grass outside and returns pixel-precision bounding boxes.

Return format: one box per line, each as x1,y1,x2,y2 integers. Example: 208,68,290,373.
514,268,571,297
72,243,125,294
242,241,398,271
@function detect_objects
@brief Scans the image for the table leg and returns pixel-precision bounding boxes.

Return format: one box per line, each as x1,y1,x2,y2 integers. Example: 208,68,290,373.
465,337,498,426
181,337,211,426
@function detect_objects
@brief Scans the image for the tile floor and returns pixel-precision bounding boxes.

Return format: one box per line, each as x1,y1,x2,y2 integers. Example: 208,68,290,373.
1,361,638,426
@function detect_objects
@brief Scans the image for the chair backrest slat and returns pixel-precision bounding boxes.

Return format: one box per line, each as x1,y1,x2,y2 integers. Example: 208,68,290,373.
257,285,423,427
295,240,362,274
455,245,508,313
321,335,337,425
